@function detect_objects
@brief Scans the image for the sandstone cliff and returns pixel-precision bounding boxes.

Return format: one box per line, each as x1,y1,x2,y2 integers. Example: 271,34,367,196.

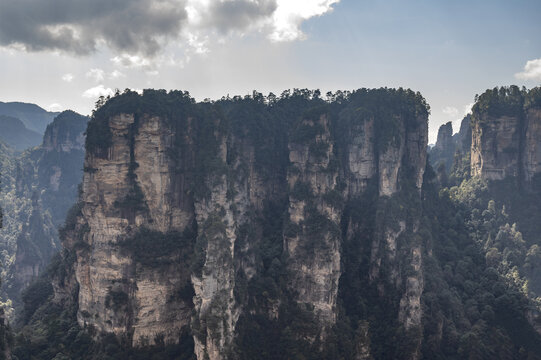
470,114,522,180
522,107,541,183
52,89,429,359
470,86,541,184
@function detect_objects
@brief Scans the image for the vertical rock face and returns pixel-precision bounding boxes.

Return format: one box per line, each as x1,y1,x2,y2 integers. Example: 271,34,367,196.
191,135,253,360
522,108,541,183
346,118,376,194
75,113,193,346
53,89,430,360
457,114,472,151
285,113,342,327
76,113,139,338
66,104,278,359
42,110,86,153
369,114,427,342
435,122,453,152
470,114,522,180
468,87,541,184
378,121,406,197
407,115,429,191
469,95,541,185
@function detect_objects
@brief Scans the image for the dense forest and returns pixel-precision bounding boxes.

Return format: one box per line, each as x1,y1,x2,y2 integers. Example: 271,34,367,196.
429,86,541,341
0,110,87,317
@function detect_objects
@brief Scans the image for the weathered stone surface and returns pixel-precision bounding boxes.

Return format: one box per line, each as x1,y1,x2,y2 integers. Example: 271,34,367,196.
43,124,85,153
74,114,195,345
378,120,405,197
522,108,541,183
457,114,472,151
435,122,453,153
470,107,541,185
346,118,376,194
285,114,342,328
53,91,430,359
407,115,429,191
471,115,522,180
76,113,136,338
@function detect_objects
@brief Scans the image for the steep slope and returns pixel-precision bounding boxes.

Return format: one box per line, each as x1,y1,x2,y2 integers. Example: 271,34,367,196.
0,115,42,151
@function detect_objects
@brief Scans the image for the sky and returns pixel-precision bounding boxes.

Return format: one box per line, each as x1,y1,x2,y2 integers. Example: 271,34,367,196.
0,0,540,143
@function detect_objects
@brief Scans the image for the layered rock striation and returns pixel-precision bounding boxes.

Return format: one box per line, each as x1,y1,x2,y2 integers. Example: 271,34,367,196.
471,113,522,180
470,86,541,184
53,89,429,359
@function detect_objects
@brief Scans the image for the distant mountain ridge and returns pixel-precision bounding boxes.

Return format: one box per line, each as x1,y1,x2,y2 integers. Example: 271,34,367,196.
0,115,42,150
0,101,59,134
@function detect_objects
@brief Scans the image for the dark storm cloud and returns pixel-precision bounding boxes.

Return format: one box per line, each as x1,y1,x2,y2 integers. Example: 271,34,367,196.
0,0,284,56
207,0,277,33
0,0,188,55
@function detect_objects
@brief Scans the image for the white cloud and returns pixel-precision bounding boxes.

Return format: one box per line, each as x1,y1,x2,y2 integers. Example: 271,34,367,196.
186,33,209,55
110,53,181,73
269,0,340,41
86,68,105,82
515,58,541,81
442,106,459,118
111,54,151,69
47,103,63,112
109,70,125,79
61,73,74,82
443,103,473,119
443,104,474,134
155,0,339,69
184,0,340,43
463,102,474,116
82,85,114,99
